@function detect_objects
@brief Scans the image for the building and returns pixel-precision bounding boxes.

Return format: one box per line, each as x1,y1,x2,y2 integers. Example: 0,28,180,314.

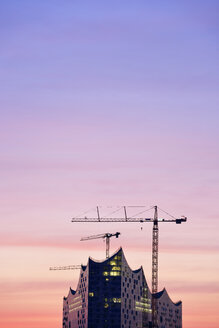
154,289,182,328
63,248,182,328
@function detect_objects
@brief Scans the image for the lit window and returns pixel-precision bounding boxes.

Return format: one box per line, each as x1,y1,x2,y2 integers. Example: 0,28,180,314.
110,271,121,276
112,298,121,303
112,266,121,271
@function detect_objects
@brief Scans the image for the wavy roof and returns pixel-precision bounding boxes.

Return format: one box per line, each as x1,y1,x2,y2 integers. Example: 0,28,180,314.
88,247,123,264
64,247,181,306
153,288,182,306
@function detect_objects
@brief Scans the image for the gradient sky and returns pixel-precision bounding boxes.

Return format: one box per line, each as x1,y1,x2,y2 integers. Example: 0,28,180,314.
0,1,219,328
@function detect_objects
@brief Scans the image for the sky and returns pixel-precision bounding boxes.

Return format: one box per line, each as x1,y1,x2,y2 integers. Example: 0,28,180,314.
0,1,219,327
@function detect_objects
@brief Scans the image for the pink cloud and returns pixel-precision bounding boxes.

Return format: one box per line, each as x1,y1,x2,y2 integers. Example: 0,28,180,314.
0,280,69,294
1,233,218,254
166,281,219,294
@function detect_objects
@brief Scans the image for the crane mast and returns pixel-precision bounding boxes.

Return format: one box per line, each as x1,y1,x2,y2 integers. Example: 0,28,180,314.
152,205,159,327
152,205,158,293
71,205,187,328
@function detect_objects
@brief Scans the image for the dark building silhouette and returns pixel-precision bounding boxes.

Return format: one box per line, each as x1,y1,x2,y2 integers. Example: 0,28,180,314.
63,248,182,328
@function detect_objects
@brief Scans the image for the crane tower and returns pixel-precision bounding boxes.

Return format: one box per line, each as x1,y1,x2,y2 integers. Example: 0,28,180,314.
81,232,120,259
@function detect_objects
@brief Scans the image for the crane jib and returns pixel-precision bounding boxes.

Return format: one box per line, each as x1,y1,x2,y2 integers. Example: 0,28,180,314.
71,217,187,223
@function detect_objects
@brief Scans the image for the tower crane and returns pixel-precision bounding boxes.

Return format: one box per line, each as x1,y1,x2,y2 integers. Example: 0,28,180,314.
49,231,120,271
71,205,187,328
80,232,120,259
49,232,120,272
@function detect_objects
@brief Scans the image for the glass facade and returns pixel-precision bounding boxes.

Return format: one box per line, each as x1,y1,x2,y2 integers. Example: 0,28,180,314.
63,248,182,328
